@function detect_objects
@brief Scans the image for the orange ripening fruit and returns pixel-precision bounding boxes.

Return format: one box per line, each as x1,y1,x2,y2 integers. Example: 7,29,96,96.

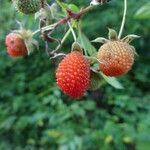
5,33,27,57
56,51,90,98
97,41,134,76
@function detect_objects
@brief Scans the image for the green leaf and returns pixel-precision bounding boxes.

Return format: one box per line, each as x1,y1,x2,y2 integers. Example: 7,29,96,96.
134,2,150,19
122,34,140,43
78,30,97,56
92,37,108,43
108,28,118,40
46,129,61,139
56,2,80,16
100,72,124,89
68,4,80,13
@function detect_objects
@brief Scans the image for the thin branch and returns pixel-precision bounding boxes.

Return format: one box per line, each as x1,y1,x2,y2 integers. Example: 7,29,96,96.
118,0,127,39
33,0,111,36
68,21,77,41
33,2,106,35
55,0,66,10
54,28,71,52
78,5,93,16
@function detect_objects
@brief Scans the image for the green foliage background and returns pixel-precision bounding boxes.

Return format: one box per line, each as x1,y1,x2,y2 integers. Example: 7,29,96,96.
0,0,150,150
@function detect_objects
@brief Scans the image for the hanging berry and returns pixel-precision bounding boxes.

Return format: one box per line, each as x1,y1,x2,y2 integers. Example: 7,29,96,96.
56,51,90,98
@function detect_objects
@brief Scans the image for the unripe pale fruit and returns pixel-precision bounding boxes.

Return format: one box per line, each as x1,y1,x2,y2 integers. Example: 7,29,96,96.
97,41,134,76
88,71,101,91
14,0,41,14
56,51,90,98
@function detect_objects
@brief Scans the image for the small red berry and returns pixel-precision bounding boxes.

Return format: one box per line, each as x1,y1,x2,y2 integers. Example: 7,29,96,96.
5,33,27,57
56,51,90,98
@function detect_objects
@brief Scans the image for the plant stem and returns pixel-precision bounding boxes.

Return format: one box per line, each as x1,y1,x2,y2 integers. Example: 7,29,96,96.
32,5,95,36
68,21,77,41
54,28,71,52
118,0,127,39
32,0,111,36
55,0,66,10
33,30,40,36
79,5,93,16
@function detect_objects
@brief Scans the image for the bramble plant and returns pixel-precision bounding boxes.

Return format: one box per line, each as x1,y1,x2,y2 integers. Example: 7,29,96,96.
6,0,139,98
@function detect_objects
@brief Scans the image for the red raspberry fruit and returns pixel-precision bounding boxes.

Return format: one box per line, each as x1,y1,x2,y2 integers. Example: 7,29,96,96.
5,33,27,57
56,51,90,98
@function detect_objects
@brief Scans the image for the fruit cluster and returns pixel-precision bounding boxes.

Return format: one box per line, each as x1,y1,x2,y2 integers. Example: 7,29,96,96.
5,28,137,98
5,0,138,99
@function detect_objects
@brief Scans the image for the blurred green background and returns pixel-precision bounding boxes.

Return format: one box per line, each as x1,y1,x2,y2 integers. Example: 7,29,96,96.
0,0,150,150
